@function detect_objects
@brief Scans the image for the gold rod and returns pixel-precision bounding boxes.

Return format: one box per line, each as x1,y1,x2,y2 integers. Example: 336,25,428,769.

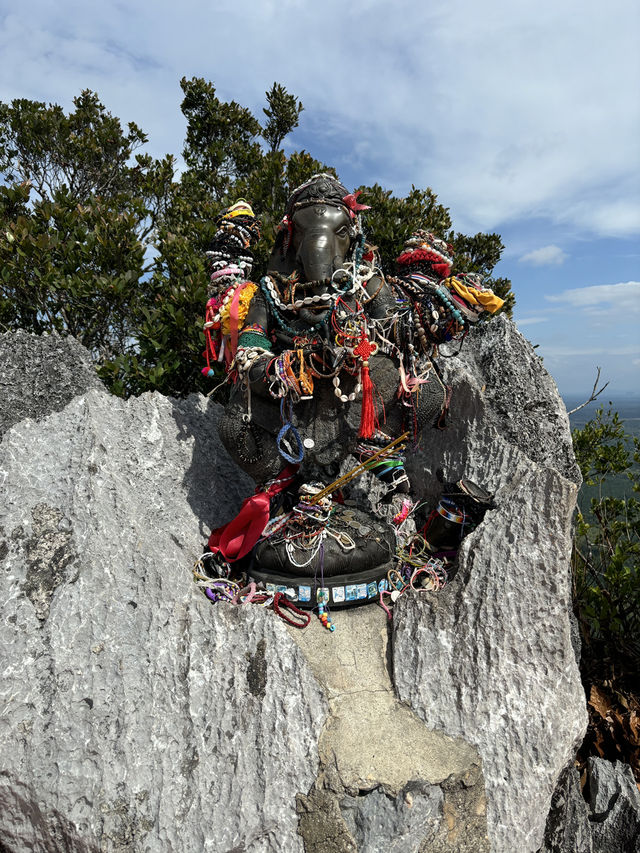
308,431,410,505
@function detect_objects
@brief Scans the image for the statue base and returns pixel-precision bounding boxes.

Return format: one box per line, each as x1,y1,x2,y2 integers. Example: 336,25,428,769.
248,562,395,609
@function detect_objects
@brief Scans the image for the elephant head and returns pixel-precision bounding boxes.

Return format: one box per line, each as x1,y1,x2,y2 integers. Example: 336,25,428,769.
268,174,359,283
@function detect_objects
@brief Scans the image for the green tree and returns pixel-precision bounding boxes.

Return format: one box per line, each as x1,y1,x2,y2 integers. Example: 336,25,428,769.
0,91,174,361
262,83,303,153
0,89,147,201
0,80,515,396
572,406,640,681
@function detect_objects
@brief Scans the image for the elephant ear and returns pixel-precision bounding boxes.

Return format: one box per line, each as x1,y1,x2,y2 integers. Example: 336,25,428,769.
267,226,298,276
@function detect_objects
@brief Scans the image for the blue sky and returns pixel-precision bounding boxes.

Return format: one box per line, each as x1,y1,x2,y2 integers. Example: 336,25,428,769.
1,0,638,397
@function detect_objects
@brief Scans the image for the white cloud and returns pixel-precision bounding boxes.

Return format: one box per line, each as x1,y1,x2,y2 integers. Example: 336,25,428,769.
0,0,638,238
546,281,640,314
519,245,568,266
515,316,547,326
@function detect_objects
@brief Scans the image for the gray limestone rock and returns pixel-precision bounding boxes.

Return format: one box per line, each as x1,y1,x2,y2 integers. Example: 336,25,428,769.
340,784,442,853
539,764,592,853
0,318,590,853
290,603,489,853
0,330,103,437
588,758,640,853
0,390,327,852
396,318,588,853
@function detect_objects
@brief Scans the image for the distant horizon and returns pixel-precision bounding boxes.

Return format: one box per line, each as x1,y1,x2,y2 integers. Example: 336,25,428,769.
562,390,640,402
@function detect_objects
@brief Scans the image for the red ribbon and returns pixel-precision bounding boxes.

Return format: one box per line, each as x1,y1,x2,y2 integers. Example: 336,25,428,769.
207,465,298,562
342,190,371,218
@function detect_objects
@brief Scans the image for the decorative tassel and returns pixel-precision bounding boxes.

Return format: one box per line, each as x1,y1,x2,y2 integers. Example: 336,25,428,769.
352,332,379,439
393,499,413,525
358,360,376,439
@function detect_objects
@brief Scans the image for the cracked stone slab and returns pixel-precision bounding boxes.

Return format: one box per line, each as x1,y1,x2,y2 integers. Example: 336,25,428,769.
291,608,488,853
0,389,327,853
289,606,481,796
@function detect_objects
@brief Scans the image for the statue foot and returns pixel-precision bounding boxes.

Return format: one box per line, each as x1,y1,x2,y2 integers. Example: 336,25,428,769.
255,489,395,579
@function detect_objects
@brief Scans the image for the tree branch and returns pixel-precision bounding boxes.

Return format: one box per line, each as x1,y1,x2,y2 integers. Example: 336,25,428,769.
567,367,610,415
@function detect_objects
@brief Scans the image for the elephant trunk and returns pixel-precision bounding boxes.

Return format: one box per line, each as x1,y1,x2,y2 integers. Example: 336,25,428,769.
297,231,340,282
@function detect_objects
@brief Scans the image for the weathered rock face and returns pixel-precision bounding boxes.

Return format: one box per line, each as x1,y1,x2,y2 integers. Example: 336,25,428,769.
0,330,103,437
0,320,594,853
0,388,326,852
395,316,588,853
540,756,640,852
539,764,592,853
290,607,489,853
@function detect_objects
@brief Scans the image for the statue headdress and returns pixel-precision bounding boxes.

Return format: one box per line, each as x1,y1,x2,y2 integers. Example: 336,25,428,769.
277,173,370,259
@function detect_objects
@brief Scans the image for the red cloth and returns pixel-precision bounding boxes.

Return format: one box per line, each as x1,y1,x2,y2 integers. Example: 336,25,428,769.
207,466,298,562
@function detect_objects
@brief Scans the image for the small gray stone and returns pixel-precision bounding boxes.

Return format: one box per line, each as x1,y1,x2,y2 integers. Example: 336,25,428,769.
340,784,442,853
588,758,640,853
539,764,592,852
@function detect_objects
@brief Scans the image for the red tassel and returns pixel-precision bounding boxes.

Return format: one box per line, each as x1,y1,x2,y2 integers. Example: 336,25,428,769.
358,361,377,438
352,332,379,439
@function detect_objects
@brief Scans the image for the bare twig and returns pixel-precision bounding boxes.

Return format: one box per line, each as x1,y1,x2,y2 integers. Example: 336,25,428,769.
567,367,609,415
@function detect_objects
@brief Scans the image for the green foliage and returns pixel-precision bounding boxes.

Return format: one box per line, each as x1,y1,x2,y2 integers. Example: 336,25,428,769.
0,90,147,202
180,76,262,203
572,407,640,683
262,83,303,153
0,79,515,397
1,189,146,359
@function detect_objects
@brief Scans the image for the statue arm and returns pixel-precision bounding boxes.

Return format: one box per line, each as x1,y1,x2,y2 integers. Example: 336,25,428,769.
237,289,277,397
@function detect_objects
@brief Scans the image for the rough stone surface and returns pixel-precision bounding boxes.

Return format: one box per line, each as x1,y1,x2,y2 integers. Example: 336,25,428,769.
443,315,581,484
289,608,481,794
539,764,592,853
0,319,592,853
588,758,640,853
396,317,588,853
0,389,327,852
0,330,103,437
340,784,442,852
290,607,489,853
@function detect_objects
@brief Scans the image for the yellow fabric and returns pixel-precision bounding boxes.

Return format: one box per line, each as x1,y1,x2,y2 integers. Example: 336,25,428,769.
447,277,504,314
220,282,258,336
223,199,255,219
